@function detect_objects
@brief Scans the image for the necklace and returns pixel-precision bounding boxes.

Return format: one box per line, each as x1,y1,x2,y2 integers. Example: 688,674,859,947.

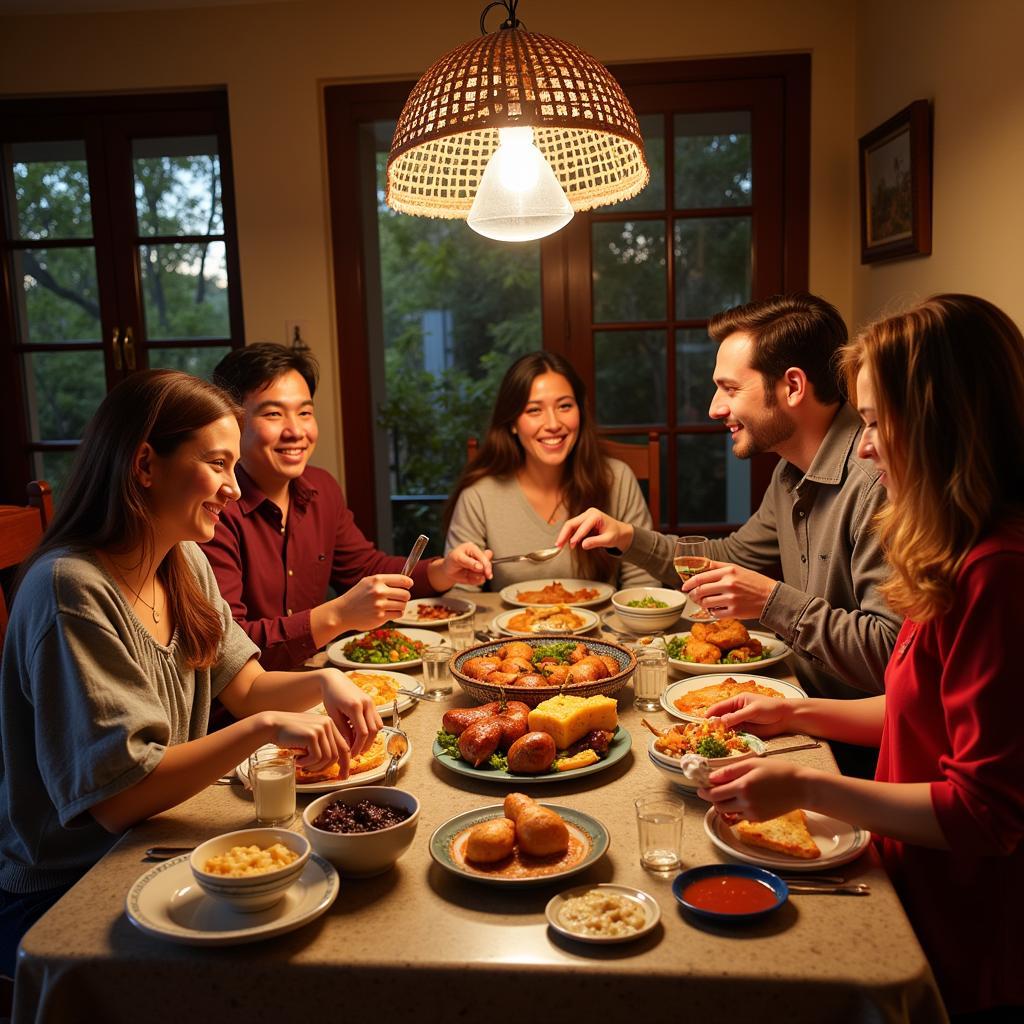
111,563,162,623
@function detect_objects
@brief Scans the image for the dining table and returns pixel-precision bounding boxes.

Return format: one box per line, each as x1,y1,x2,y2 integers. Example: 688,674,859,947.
13,590,948,1024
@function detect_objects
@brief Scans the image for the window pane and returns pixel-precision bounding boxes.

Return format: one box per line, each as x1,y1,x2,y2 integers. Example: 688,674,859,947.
139,240,230,340
676,328,717,425
674,112,752,209
8,140,92,240
147,345,231,379
677,433,728,522
133,136,224,236
13,246,101,344
34,449,78,500
594,331,665,426
673,216,751,319
592,220,666,323
607,114,664,212
23,350,106,441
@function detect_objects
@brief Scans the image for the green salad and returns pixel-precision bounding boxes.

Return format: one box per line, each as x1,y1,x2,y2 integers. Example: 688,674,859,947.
627,596,668,608
342,627,425,664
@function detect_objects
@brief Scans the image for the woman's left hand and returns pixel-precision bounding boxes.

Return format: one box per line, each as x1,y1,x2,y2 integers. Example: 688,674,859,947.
319,668,383,757
698,758,813,822
431,543,493,587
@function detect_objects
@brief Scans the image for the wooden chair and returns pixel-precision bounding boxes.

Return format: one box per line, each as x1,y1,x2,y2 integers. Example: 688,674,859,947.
468,434,660,524
0,481,51,651
600,432,661,524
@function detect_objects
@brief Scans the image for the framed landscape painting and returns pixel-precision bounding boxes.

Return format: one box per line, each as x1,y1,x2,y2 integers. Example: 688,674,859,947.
859,100,932,263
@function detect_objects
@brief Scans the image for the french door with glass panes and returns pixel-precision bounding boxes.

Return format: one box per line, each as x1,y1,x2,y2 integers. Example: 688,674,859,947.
0,92,244,503
327,55,808,549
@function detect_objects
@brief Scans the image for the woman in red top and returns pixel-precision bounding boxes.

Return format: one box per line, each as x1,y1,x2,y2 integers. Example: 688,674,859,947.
701,294,1024,1019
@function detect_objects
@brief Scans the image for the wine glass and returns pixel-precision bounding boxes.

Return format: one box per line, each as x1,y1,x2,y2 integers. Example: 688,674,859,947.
673,536,715,622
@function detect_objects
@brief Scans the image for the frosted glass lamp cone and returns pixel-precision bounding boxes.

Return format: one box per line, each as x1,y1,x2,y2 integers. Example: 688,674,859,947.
468,127,573,242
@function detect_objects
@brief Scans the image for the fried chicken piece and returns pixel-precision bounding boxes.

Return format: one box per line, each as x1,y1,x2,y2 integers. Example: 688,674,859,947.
684,638,723,664
725,639,764,662
692,617,750,652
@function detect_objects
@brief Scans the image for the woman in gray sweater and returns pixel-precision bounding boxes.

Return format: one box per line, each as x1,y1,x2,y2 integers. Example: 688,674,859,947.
444,352,658,591
0,370,380,975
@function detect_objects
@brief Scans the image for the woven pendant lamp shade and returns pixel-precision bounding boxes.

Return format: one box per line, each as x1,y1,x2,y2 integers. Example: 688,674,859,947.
387,27,649,219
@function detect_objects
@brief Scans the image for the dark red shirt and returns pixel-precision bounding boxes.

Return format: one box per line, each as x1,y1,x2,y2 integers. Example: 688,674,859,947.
875,525,1024,1014
201,465,437,671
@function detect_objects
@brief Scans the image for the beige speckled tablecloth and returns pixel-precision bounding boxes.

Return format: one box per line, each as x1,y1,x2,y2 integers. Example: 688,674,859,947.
13,595,948,1024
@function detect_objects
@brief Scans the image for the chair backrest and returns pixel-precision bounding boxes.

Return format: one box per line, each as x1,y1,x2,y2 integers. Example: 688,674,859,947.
600,432,660,525
0,481,51,651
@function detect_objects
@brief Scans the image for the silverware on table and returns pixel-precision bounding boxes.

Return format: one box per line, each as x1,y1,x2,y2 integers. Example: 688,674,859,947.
489,546,561,566
786,882,870,896
383,704,409,786
144,846,194,861
396,685,451,702
400,534,430,577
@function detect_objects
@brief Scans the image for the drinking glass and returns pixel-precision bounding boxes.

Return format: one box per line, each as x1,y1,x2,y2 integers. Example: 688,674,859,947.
633,647,668,711
673,535,715,622
421,644,451,687
249,749,296,826
634,793,685,872
447,616,475,651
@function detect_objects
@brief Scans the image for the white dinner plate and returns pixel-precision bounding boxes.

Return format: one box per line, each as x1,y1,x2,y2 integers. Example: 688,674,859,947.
661,673,807,723
704,806,871,872
236,733,413,794
499,578,614,609
326,627,439,669
663,630,792,675
545,883,660,944
340,669,423,716
125,853,339,946
392,597,475,629
491,606,599,637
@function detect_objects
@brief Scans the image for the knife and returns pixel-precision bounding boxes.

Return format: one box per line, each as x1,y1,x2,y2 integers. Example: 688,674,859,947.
401,534,430,578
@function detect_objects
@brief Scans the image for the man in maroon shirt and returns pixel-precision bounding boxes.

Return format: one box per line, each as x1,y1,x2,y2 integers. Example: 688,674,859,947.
202,344,492,671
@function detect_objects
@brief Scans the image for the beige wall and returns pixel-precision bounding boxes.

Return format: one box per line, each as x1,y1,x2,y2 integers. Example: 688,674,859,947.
853,0,1024,330
0,0,857,483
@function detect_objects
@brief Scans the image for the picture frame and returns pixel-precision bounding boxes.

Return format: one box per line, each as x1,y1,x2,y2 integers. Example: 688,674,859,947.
859,99,932,264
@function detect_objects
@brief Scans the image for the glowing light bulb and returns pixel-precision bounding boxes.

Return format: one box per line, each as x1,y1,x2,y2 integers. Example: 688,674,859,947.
468,125,573,242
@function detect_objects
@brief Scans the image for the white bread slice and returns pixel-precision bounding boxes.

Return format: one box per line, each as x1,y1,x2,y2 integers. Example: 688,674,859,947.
735,809,821,859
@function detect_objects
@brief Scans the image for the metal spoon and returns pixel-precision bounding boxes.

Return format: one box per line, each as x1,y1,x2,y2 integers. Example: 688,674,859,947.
396,685,452,702
489,546,561,565
383,703,409,786
786,883,870,896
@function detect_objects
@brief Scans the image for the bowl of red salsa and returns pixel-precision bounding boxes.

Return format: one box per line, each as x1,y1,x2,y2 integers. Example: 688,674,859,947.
672,864,787,922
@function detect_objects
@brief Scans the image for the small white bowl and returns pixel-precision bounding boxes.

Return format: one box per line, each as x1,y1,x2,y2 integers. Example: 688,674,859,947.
190,827,310,912
611,587,685,633
303,786,420,877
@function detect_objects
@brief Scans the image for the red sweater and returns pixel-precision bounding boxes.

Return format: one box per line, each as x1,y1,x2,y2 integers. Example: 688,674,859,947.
202,465,437,670
876,526,1024,1013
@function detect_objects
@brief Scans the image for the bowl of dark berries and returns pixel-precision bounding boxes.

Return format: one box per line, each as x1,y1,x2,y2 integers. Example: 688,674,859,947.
302,786,420,877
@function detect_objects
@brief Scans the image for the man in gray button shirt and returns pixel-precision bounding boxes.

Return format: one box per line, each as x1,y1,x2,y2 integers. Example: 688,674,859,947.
559,293,901,706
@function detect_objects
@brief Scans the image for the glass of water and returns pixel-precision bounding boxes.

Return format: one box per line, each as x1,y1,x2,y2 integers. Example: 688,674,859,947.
634,793,685,872
421,644,450,688
633,646,668,711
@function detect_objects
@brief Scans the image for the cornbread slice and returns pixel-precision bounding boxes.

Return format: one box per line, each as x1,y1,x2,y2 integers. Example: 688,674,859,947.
735,809,821,859
527,694,618,749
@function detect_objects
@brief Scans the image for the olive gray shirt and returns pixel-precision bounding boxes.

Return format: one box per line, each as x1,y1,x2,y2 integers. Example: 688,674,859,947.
627,403,901,699
0,542,258,893
446,458,659,591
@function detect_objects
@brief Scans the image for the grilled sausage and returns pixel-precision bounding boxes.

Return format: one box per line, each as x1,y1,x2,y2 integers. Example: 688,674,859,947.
507,731,557,773
458,717,503,767
442,701,501,736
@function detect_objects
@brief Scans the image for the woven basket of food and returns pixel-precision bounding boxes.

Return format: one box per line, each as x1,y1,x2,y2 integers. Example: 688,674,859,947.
450,636,637,708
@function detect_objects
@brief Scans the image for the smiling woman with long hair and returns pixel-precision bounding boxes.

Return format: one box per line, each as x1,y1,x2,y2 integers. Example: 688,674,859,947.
443,351,657,590
0,370,381,976
694,295,1024,1019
